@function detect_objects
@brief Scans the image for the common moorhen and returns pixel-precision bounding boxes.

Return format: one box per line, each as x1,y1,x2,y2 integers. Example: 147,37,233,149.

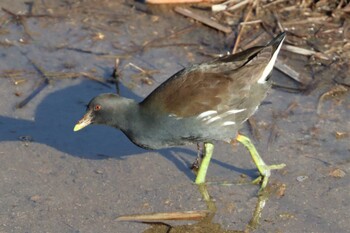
74,32,287,190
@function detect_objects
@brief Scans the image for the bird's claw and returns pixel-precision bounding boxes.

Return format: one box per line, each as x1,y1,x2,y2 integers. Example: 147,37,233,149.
256,163,286,192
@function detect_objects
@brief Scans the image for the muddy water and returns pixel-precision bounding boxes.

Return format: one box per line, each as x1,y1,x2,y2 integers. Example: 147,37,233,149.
0,1,349,233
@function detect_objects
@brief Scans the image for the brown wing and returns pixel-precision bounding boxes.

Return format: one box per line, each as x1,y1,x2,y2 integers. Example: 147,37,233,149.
140,33,285,118
140,70,249,117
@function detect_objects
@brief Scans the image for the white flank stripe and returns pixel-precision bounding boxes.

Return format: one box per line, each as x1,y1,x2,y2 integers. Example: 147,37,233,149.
258,36,285,84
227,108,246,114
169,114,182,120
222,121,236,126
206,116,221,124
220,108,246,118
197,110,217,119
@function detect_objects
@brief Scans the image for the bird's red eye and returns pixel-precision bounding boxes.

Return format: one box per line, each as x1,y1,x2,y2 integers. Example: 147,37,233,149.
94,105,101,111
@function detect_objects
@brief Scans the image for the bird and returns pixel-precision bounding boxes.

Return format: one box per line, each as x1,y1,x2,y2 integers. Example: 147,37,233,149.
74,32,287,191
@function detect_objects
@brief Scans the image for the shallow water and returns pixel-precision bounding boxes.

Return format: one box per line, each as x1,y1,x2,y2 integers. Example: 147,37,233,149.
0,1,349,232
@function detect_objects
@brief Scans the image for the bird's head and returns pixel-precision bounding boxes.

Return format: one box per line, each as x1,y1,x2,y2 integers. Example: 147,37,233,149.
73,93,126,131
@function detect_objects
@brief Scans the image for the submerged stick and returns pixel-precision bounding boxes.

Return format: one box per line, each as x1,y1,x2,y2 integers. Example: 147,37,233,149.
16,79,48,108
16,53,50,108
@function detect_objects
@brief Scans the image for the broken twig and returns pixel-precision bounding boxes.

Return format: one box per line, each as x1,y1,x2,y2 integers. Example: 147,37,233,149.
232,0,257,54
283,44,329,60
274,60,311,85
116,210,210,222
317,84,348,115
175,7,232,34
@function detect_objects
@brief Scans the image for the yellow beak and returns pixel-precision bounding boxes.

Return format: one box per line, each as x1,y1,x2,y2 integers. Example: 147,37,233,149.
73,110,93,131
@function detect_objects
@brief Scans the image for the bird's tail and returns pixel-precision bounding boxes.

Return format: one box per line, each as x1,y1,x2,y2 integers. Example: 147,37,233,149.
267,32,286,52
256,32,286,84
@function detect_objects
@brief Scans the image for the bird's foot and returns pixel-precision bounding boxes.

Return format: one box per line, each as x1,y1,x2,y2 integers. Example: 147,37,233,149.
236,134,286,193
254,163,286,193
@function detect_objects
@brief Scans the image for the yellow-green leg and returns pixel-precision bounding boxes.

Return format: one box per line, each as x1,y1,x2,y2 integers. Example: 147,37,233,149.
236,134,286,191
195,142,214,184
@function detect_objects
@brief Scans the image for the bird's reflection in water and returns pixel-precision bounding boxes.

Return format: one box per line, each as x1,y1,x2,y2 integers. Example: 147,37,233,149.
117,184,272,233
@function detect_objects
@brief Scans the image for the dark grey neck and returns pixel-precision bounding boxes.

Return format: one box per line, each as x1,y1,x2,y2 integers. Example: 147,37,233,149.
106,98,140,131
